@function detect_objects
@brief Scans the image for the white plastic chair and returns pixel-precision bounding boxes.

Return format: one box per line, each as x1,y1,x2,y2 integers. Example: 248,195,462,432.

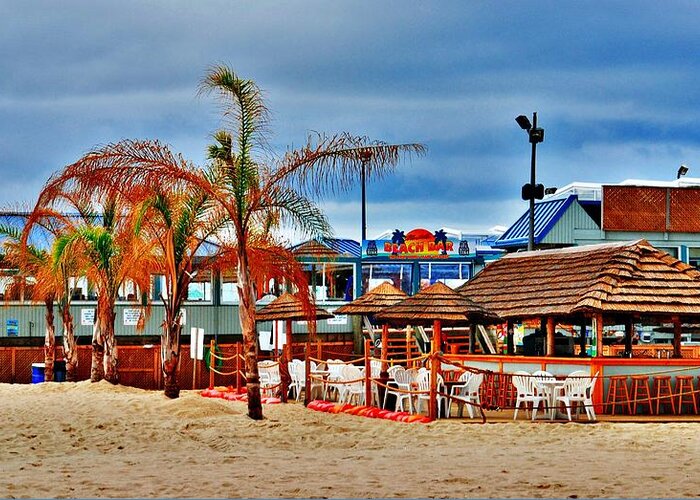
555,370,598,421
387,365,404,382
258,360,280,397
512,371,546,420
384,366,414,413
416,371,446,418
448,371,484,418
339,364,365,405
288,359,304,400
325,359,345,401
370,359,382,405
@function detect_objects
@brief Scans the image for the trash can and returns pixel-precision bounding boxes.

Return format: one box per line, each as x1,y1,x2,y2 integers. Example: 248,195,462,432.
31,363,45,383
53,360,66,382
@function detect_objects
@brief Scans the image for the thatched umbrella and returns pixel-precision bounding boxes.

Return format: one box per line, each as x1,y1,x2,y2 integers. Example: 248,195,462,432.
375,281,500,350
375,281,500,419
335,282,408,396
255,293,333,402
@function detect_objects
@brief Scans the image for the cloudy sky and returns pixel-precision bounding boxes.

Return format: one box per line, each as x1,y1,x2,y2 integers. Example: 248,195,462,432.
3,1,700,241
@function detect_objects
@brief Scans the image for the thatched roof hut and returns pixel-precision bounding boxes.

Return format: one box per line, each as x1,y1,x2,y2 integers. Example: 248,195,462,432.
255,293,334,322
375,281,500,326
334,282,407,316
457,240,700,320
457,240,700,357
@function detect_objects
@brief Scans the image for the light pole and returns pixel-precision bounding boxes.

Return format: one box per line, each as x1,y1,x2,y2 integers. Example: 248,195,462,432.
359,149,372,241
516,112,545,251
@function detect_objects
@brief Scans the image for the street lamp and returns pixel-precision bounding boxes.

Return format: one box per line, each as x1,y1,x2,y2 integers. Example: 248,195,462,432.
515,112,545,251
359,149,373,242
677,164,689,179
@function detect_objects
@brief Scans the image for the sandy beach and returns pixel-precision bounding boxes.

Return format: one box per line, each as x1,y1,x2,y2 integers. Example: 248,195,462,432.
1,381,698,498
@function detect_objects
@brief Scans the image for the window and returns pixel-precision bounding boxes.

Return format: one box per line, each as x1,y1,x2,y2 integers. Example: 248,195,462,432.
69,277,93,301
419,263,471,289
361,263,413,295
301,262,355,301
657,246,679,259
186,270,212,302
117,280,140,302
689,248,700,269
151,275,166,301
221,270,239,303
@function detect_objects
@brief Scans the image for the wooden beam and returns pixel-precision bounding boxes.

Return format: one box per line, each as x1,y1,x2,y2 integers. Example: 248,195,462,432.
624,318,633,357
594,313,604,358
546,317,555,357
673,316,682,358
579,318,588,357
506,320,514,355
468,323,475,354
433,319,442,353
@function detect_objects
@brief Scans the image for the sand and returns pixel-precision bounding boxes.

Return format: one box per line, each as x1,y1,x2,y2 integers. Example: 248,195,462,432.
0,381,698,498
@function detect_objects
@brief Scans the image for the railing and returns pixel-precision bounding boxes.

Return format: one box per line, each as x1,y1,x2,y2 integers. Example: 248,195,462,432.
604,344,700,358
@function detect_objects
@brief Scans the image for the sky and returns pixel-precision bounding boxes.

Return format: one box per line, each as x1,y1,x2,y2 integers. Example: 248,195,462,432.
3,1,700,242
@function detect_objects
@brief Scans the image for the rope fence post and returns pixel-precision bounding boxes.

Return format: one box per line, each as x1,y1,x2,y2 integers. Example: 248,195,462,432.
379,323,389,408
364,338,372,407
235,342,241,393
304,341,311,406
208,339,215,389
429,339,438,421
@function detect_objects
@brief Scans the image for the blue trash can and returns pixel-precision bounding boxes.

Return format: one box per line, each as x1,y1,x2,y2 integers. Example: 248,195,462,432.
53,360,66,382
31,363,45,383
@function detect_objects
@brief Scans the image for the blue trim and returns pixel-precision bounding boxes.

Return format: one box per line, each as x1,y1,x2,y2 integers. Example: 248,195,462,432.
493,195,577,248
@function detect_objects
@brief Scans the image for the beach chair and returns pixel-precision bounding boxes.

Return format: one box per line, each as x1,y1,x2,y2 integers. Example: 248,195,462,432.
512,371,546,420
555,370,598,421
384,366,414,413
415,370,446,418
339,364,364,405
448,371,483,418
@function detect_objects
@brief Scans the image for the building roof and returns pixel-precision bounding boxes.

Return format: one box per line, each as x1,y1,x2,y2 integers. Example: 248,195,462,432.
291,238,360,259
375,281,500,326
493,196,577,248
457,240,700,319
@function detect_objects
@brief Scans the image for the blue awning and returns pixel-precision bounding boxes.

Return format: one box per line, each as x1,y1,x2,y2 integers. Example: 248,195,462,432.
493,196,577,248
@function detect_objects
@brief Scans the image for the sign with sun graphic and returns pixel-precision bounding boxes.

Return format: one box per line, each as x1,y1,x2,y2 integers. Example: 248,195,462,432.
362,228,474,259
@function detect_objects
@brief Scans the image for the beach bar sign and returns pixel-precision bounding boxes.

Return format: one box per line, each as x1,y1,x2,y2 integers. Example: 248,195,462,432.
362,228,474,260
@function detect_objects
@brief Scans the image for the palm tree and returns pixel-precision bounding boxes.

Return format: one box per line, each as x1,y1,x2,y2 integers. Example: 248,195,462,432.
0,220,57,381
27,64,424,417
51,196,154,383
391,229,406,254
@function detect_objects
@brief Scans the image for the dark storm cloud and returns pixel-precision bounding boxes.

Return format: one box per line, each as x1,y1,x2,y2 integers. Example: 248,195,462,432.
2,0,700,239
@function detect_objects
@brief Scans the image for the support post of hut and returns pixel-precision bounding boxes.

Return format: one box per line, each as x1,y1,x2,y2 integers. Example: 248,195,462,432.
317,339,322,360
286,319,294,358
594,313,604,357
506,320,514,355
364,338,372,406
235,342,241,392
304,342,312,406
546,317,555,357
624,318,633,358
579,318,588,357
279,342,291,403
468,323,475,354
429,338,438,420
433,319,442,353
405,326,412,366
209,339,215,389
379,324,389,408
672,316,682,358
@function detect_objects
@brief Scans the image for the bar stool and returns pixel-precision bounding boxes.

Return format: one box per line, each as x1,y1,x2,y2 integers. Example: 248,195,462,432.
480,372,497,409
630,375,654,415
652,375,675,415
501,374,517,408
675,375,698,415
606,376,631,415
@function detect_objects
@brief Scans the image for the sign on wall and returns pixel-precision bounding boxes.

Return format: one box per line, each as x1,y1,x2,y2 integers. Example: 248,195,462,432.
362,228,476,259
6,319,18,336
81,308,95,326
123,308,143,326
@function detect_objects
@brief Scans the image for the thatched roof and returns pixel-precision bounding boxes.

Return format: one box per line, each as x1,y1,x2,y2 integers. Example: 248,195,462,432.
457,240,700,320
374,281,500,326
255,293,334,322
334,282,407,315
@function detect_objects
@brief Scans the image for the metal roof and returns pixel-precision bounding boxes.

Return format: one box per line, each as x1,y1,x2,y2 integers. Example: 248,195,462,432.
291,238,361,258
493,195,576,248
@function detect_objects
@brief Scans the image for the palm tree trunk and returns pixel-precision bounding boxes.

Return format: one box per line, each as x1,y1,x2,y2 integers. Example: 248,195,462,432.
62,308,78,382
44,296,55,382
91,306,105,382
238,249,263,420
102,305,118,384
162,314,182,399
